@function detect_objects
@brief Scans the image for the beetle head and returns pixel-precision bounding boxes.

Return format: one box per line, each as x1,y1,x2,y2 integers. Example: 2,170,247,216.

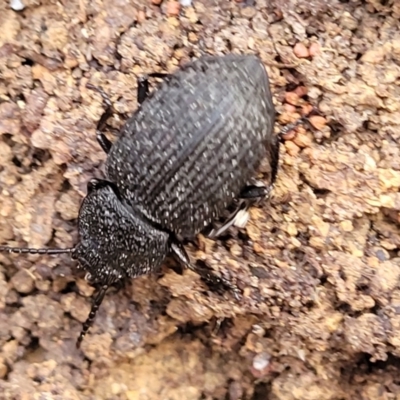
0,178,169,348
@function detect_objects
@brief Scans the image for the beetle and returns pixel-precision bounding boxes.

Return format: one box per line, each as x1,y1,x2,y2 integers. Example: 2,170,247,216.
0,54,279,347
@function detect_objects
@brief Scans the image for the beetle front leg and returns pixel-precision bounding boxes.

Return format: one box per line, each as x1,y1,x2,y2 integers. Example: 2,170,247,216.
86,83,114,154
169,239,241,299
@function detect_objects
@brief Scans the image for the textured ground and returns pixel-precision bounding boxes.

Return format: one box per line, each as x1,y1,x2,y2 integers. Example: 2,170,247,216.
0,0,400,399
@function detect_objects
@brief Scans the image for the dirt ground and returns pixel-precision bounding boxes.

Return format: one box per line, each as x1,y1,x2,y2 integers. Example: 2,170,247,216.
0,0,399,399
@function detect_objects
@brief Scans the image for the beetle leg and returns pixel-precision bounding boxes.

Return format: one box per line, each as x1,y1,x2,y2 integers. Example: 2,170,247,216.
207,183,271,239
137,73,171,105
239,183,271,200
206,201,247,239
275,108,318,181
95,110,113,154
169,239,241,299
269,138,281,186
278,107,317,139
137,77,150,105
86,83,114,154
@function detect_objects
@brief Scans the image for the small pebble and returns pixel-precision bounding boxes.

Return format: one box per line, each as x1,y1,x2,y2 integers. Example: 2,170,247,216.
285,141,301,157
309,115,327,130
253,352,271,370
26,360,57,381
10,0,25,11
229,381,244,400
253,242,264,254
309,42,321,57
11,270,35,294
281,129,296,141
294,86,308,98
252,324,266,337
285,92,300,106
375,248,389,261
302,104,314,115
76,278,95,297
188,32,198,43
340,220,354,232
0,358,7,379
284,103,297,113
52,277,68,292
230,243,243,257
293,131,312,148
293,42,309,58
166,0,180,15
137,10,146,23
111,382,127,395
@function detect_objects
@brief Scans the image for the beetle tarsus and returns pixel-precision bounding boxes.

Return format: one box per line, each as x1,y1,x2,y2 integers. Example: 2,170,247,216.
239,184,270,200
96,130,113,154
195,265,241,300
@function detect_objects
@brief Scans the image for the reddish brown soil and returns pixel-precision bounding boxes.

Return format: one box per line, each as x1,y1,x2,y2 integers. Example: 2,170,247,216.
0,0,399,399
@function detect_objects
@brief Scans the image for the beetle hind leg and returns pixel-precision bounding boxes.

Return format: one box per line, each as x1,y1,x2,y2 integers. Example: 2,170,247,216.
137,73,171,104
206,182,271,239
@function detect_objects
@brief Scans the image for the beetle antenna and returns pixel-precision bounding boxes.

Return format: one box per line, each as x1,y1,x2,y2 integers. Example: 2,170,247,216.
76,284,109,348
0,246,74,255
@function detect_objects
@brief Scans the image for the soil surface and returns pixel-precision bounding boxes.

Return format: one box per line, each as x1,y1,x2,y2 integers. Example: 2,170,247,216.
0,0,400,399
